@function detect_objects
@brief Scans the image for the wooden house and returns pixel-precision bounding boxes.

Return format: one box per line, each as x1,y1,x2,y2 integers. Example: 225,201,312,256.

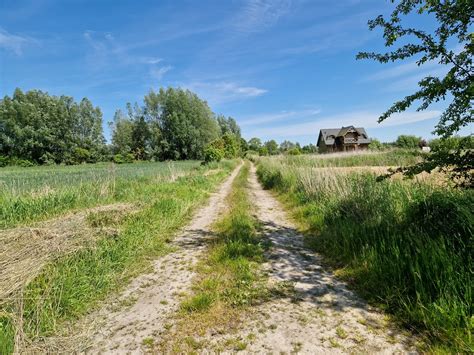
317,126,371,153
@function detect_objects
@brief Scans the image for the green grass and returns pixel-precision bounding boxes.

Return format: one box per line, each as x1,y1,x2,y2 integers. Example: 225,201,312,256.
0,160,203,228
189,162,266,308
0,160,237,354
256,156,472,353
182,162,266,312
162,162,267,352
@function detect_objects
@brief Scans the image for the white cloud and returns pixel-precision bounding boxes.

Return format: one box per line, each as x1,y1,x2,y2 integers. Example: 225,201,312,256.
142,57,162,64
183,81,267,105
0,28,34,55
83,31,170,77
234,0,291,34
150,65,172,80
248,110,441,138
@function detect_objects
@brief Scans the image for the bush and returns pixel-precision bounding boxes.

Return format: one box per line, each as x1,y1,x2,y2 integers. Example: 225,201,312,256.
7,157,35,167
221,133,241,158
0,156,8,167
429,136,472,152
368,138,384,151
258,147,269,156
203,146,224,163
73,148,91,164
396,135,421,149
113,153,134,164
287,148,302,155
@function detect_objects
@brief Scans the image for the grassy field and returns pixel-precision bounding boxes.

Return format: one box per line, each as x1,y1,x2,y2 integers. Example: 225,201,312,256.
0,160,237,354
255,153,472,352
271,149,423,168
160,162,268,352
0,161,201,229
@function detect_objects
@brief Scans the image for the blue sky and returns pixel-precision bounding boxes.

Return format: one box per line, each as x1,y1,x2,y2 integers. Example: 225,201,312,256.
1,0,471,144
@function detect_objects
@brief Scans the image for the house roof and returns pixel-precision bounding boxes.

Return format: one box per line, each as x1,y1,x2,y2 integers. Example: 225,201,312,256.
317,126,371,146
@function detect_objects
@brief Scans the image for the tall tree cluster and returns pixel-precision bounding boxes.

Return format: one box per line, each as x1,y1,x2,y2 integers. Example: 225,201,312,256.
0,88,105,164
111,87,241,161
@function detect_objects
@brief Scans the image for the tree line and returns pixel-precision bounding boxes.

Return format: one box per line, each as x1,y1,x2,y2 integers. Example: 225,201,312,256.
0,88,106,166
1,87,468,167
0,87,245,166
0,87,321,167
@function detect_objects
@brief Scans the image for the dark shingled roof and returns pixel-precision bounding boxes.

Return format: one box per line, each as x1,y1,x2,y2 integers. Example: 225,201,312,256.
318,126,371,146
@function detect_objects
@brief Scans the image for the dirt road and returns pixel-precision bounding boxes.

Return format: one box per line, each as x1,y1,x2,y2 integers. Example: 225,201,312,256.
202,164,416,353
33,161,416,354
78,164,242,353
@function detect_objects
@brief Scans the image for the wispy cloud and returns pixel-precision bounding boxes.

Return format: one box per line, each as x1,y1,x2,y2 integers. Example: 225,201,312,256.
248,110,440,138
0,28,36,55
142,57,162,64
279,14,374,55
234,0,291,34
240,108,321,126
182,81,267,105
83,31,172,80
150,65,172,80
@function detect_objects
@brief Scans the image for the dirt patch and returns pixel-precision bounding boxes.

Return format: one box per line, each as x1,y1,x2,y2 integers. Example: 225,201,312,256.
0,203,136,304
204,164,418,353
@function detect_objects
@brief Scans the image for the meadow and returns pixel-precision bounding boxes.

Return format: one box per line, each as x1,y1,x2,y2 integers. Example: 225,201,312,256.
270,149,424,168
0,161,201,228
255,152,472,352
0,160,236,353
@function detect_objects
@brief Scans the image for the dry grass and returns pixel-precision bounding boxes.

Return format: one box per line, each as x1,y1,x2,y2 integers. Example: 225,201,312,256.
0,203,137,304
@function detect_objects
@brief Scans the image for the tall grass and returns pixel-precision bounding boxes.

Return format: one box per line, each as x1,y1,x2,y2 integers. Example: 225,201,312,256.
0,160,236,354
0,161,203,228
272,149,423,168
256,157,472,352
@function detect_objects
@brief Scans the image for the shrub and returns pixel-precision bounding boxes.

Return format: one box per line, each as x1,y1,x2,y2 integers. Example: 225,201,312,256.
0,156,8,167
8,157,35,167
113,153,134,164
203,145,224,163
258,146,269,156
73,148,91,164
287,148,302,155
221,133,241,158
368,138,384,151
395,135,421,149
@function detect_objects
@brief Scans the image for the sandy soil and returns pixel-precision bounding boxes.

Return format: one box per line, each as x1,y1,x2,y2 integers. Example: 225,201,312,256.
75,164,242,353
204,164,417,354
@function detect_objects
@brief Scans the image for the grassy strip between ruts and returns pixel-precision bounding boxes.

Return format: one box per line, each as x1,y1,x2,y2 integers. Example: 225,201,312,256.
255,156,473,353
157,161,269,353
0,160,236,354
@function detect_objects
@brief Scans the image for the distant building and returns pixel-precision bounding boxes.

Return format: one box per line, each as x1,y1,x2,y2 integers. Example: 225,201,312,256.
317,126,371,153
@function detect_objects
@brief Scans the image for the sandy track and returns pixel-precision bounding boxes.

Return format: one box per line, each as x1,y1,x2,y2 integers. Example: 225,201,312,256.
207,164,416,353
72,164,242,353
